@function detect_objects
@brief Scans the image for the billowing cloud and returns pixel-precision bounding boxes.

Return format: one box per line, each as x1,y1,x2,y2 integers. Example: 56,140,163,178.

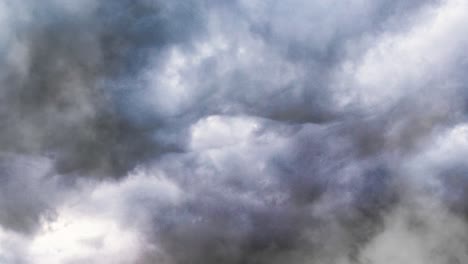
1,0,468,263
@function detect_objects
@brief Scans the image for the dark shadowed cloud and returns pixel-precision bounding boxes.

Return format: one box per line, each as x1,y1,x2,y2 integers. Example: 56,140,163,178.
1,0,468,263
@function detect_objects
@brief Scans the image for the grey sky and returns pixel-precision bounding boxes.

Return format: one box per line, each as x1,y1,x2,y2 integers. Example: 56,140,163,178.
1,0,468,263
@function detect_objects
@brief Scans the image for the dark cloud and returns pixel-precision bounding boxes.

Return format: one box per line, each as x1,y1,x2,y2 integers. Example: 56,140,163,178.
1,0,468,263
0,0,205,178
0,154,60,234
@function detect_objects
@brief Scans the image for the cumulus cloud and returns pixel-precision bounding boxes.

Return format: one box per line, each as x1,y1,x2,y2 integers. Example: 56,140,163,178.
1,0,468,263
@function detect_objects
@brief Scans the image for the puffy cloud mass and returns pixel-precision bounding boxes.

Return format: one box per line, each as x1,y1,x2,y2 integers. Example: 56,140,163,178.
1,0,468,263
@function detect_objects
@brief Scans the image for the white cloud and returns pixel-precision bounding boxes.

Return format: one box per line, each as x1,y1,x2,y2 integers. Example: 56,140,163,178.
190,115,260,150
334,0,468,110
360,197,468,264
29,211,142,264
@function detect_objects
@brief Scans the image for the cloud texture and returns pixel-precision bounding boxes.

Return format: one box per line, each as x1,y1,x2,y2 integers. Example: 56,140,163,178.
1,0,468,263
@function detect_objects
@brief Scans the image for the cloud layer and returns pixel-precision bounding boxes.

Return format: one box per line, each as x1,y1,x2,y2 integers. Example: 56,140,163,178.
1,0,468,263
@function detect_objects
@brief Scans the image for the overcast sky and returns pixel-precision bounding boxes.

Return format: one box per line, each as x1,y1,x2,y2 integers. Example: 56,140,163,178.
1,0,468,263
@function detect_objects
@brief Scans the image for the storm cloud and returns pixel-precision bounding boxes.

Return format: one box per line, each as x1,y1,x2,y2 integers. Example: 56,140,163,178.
1,0,468,263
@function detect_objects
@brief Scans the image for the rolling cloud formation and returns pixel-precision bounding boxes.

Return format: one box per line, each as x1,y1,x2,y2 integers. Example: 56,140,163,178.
1,0,468,263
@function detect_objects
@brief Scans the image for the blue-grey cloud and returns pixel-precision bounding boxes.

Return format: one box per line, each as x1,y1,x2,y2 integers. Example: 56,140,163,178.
1,0,468,263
